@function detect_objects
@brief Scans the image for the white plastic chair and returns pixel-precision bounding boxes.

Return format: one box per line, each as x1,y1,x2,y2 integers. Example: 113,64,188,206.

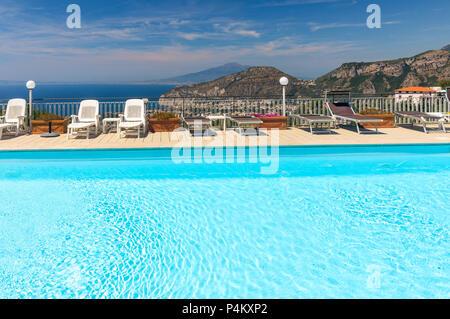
0,99,26,139
118,99,147,138
67,100,101,139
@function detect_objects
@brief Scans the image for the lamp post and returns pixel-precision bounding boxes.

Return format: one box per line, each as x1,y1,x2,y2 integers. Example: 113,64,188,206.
279,77,289,116
26,80,36,133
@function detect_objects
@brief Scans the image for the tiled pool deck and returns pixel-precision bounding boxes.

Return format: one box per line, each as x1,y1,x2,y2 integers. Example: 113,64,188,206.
0,126,449,150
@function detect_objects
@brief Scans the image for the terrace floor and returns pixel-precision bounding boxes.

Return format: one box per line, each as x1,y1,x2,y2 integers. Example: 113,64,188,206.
0,125,449,151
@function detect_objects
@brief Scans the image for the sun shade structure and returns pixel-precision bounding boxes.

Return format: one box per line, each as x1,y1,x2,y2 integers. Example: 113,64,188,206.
394,111,446,133
324,90,382,134
228,116,263,135
67,100,101,139
118,99,147,138
0,99,26,139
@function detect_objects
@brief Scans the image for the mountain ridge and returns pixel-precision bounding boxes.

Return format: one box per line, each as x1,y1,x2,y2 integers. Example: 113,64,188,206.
160,63,250,84
162,45,450,97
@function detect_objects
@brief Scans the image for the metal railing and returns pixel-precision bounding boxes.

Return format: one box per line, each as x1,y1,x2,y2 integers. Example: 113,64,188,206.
0,97,448,126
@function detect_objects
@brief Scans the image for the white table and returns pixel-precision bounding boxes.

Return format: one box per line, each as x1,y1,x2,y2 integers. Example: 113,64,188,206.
206,115,227,131
102,118,120,134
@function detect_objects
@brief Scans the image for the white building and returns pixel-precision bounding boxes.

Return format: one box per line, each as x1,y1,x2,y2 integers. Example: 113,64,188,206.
395,87,437,103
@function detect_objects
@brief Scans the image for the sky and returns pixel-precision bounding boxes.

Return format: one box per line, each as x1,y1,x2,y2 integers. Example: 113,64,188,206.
0,0,449,82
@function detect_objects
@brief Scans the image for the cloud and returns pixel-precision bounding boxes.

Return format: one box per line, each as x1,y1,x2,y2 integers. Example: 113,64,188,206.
309,22,365,31
255,0,343,7
308,20,401,31
214,22,261,38
233,30,261,38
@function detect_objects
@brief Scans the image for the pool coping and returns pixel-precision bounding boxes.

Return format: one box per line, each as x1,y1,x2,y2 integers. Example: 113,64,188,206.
0,143,449,153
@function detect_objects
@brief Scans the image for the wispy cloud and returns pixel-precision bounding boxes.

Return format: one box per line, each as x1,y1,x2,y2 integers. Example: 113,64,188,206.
308,22,365,31
254,0,343,7
309,20,401,31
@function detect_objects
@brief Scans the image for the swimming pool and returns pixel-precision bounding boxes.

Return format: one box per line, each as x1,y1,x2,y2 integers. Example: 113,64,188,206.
0,144,448,298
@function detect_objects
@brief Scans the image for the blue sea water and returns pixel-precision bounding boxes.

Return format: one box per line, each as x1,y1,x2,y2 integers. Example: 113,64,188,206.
0,145,448,299
0,84,174,101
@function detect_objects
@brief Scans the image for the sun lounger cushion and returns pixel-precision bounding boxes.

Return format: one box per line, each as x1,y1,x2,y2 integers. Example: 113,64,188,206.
395,111,443,119
295,114,334,122
230,117,263,124
119,121,144,128
68,122,95,129
184,117,211,125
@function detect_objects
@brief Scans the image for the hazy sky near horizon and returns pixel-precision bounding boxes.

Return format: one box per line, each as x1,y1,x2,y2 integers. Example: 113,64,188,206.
0,0,448,82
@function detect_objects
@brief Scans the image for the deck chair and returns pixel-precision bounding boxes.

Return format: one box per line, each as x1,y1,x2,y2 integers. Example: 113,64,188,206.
118,99,146,138
182,116,212,135
326,102,382,134
228,116,263,135
394,111,446,133
67,100,100,139
291,114,335,134
0,98,26,139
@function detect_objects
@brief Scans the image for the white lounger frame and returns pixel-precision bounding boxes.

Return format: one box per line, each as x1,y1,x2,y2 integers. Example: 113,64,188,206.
0,99,26,139
67,100,101,139
325,102,382,134
118,99,147,138
394,112,446,134
227,116,263,135
291,114,336,134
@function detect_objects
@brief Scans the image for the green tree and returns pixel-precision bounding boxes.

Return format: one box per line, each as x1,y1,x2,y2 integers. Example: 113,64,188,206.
437,79,450,88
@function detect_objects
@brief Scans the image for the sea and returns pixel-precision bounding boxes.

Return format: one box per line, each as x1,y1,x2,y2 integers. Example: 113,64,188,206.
0,84,175,101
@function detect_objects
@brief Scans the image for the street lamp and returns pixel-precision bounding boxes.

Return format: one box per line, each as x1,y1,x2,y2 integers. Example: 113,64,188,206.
26,80,36,133
279,77,289,116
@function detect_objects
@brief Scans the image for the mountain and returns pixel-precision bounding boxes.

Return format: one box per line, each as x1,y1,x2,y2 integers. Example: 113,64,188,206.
161,66,315,98
161,46,450,97
161,63,250,84
315,48,450,94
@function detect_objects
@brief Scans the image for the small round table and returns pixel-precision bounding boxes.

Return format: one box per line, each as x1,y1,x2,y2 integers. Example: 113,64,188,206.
102,118,120,134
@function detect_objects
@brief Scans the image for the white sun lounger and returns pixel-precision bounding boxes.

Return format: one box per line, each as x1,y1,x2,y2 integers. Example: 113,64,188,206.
291,114,335,134
394,111,446,133
118,99,147,138
326,102,383,134
228,116,263,135
0,99,26,139
182,116,212,134
67,100,101,139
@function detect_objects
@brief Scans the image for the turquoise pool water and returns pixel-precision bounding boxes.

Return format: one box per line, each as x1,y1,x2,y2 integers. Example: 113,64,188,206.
0,145,449,299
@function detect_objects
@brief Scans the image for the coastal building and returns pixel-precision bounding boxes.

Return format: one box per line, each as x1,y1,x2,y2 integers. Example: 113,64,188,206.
395,86,437,103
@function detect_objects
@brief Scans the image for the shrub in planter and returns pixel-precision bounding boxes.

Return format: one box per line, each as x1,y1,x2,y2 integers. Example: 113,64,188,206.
148,112,180,132
357,108,395,128
31,111,68,134
252,113,288,130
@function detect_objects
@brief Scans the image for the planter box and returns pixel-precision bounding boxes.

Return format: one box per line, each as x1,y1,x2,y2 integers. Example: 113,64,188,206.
148,118,180,132
259,116,288,130
31,119,68,134
357,114,395,128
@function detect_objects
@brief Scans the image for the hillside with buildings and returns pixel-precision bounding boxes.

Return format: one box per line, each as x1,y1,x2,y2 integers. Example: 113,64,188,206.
162,45,450,98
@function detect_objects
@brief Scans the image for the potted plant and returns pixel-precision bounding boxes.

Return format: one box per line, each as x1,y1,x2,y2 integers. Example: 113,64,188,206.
252,113,288,130
148,112,180,132
357,108,395,128
31,111,68,134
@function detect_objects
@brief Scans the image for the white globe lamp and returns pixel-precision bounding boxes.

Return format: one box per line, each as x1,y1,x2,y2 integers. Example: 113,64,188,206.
279,77,289,116
26,80,36,133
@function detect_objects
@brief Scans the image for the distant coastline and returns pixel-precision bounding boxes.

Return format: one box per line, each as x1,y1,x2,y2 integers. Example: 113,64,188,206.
0,83,175,100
